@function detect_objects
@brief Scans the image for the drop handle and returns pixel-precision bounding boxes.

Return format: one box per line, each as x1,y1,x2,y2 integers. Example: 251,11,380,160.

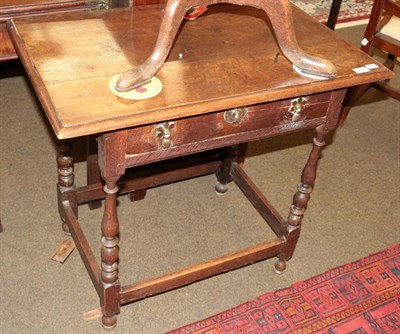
155,122,176,149
288,97,307,122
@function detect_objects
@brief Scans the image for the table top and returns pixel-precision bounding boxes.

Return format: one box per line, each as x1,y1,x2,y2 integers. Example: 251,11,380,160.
8,4,393,139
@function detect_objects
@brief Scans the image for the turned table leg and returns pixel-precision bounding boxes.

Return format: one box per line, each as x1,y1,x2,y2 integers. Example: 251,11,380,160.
87,135,103,210
275,125,329,273
56,141,76,235
101,180,121,330
87,135,147,207
215,144,247,195
215,146,236,195
97,131,127,329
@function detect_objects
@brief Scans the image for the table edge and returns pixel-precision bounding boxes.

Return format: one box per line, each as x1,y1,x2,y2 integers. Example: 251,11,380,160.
8,14,395,139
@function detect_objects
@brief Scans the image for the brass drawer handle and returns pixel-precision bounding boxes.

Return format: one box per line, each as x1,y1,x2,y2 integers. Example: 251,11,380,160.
224,107,248,124
155,122,175,149
288,97,307,122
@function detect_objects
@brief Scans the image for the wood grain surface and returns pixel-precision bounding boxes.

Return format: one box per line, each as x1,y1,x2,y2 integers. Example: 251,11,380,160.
9,4,393,138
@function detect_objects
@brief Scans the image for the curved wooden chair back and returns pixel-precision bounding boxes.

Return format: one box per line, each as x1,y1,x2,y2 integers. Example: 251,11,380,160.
339,0,399,125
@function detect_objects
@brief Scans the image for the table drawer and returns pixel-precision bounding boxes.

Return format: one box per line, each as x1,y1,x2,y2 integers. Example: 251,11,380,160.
125,92,332,157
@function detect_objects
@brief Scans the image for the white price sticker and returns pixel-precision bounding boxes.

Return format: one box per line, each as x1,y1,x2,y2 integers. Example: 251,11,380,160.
352,67,371,74
365,64,379,69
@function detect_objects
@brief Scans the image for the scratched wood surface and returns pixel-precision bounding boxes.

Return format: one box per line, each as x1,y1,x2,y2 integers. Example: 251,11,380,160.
9,4,393,139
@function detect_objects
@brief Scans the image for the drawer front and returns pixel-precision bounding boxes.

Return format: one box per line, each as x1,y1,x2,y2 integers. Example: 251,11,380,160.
125,92,332,158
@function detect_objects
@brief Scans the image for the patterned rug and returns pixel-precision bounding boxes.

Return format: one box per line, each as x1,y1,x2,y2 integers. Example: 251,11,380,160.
167,244,400,334
291,0,373,27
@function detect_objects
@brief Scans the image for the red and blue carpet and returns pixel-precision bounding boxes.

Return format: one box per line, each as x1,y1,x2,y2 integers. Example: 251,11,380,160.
167,244,400,334
292,0,373,27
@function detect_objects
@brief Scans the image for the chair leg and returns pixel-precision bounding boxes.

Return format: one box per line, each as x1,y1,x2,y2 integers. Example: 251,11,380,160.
327,0,342,30
373,81,400,100
383,53,396,70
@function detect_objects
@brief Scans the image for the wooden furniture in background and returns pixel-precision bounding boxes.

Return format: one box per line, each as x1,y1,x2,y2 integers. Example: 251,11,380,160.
0,0,98,61
339,0,400,125
327,0,343,30
9,3,392,329
133,0,165,4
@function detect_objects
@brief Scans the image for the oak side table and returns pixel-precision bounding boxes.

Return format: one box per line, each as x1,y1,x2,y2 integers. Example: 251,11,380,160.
8,3,393,329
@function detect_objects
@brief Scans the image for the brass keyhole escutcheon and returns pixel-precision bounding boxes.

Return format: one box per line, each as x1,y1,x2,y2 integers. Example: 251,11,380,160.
155,122,176,149
288,97,307,122
224,107,248,124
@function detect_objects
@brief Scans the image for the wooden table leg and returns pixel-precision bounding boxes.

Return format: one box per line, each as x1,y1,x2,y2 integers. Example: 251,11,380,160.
215,146,238,195
100,180,121,330
87,135,147,206
87,135,103,210
0,219,3,233
56,141,76,235
275,125,329,273
97,132,127,329
215,144,248,195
